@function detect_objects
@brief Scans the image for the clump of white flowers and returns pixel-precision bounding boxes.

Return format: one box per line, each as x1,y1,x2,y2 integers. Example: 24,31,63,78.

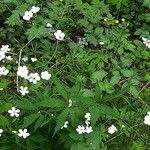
23,6,40,21
22,57,28,62
41,71,51,80
19,86,29,96
0,67,9,76
46,23,53,28
31,57,37,62
6,55,13,60
8,107,20,117
0,129,3,136
0,45,11,61
108,124,118,134
17,66,29,79
0,51,5,61
99,42,104,45
78,38,88,48
17,129,30,139
0,45,10,53
28,73,40,84
142,37,150,48
144,112,150,126
54,30,65,41
76,112,93,134
61,121,69,129
30,6,40,14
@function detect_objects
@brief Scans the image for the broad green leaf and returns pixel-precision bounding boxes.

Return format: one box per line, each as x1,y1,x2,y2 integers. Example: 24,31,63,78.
0,115,9,127
22,113,40,128
143,0,150,8
82,89,94,97
110,75,121,85
129,86,139,98
52,75,68,101
12,100,37,110
53,108,69,136
36,98,66,108
34,115,45,131
92,70,107,83
121,69,134,77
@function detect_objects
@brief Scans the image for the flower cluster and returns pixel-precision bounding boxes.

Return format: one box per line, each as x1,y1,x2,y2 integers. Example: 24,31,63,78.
7,107,30,139
0,67,9,76
78,38,88,48
76,113,93,134
142,37,150,48
17,65,51,95
17,66,51,82
0,45,11,61
23,6,40,21
22,57,37,62
46,23,53,28
144,112,150,126
108,124,118,134
61,121,69,129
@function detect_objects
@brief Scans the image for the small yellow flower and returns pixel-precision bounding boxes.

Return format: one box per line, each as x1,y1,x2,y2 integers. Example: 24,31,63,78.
115,20,119,24
60,0,63,2
121,18,125,22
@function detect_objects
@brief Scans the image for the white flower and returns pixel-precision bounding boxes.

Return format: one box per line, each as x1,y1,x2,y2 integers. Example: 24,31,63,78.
8,107,20,117
142,37,150,48
6,55,13,60
99,42,104,45
29,73,40,84
41,71,51,80
54,30,65,41
23,11,33,21
0,45,10,53
0,129,3,136
144,112,150,126
19,86,29,96
0,88,3,91
68,99,73,107
76,125,86,134
61,121,69,129
147,112,150,115
85,126,93,134
31,57,37,62
22,57,28,62
85,113,91,121
17,66,29,79
108,124,118,134
0,51,5,61
30,6,40,14
46,23,52,28
17,129,30,139
121,125,125,128
0,67,9,76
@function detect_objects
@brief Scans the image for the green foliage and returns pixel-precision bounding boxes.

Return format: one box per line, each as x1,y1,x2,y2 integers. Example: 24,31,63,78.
0,0,150,149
